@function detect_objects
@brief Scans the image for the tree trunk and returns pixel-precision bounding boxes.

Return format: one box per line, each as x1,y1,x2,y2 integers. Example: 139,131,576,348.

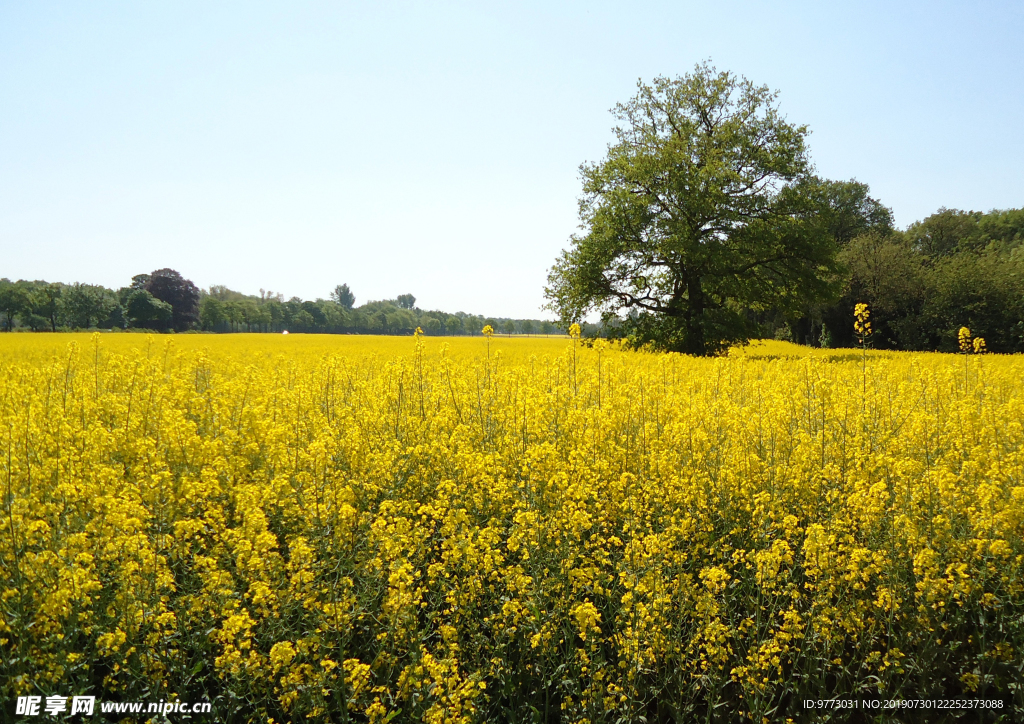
685,275,706,356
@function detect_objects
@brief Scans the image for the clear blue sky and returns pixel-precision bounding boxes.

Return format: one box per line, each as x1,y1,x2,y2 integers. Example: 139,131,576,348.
2,1,1021,319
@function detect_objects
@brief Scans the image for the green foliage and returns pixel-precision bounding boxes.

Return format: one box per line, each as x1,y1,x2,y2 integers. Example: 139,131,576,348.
0,279,31,331
831,232,927,348
34,282,64,332
903,207,1024,258
124,289,173,330
331,283,355,309
199,296,226,331
796,177,894,246
924,248,1024,352
396,293,416,310
819,208,1024,353
291,309,315,331
423,316,442,335
58,283,120,329
545,63,841,355
145,269,200,332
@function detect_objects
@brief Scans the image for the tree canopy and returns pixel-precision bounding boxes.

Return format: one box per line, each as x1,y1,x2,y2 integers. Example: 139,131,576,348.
816,206,1024,353
124,289,173,330
331,283,355,309
146,269,200,332
545,63,843,355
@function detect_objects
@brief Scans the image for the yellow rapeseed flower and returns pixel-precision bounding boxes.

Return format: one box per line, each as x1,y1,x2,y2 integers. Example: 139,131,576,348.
0,332,1020,722
959,326,972,353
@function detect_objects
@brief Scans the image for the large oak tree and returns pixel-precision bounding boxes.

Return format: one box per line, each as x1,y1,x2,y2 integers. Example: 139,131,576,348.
545,63,841,355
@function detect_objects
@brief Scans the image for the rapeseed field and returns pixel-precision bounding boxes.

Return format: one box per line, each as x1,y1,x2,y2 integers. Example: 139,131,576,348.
1,333,1022,722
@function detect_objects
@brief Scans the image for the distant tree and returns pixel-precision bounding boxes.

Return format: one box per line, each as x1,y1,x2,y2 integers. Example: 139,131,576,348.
424,316,442,335
521,319,534,336
208,284,249,302
824,232,927,349
331,284,356,309
923,248,1024,353
32,282,64,331
392,308,416,332
347,308,367,331
301,300,327,331
266,299,284,331
503,319,518,335
396,294,416,310
249,303,269,332
130,274,151,290
367,311,385,333
319,301,347,332
906,208,983,258
975,208,1024,249
107,304,127,330
58,284,119,328
239,300,260,332
23,313,49,331
0,279,30,331
125,289,173,330
905,207,1024,259
145,269,200,331
222,301,241,331
292,309,314,332
283,298,303,330
797,177,894,246
199,296,225,331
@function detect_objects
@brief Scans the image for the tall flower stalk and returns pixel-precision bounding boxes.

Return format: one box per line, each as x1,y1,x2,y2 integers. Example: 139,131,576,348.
854,303,872,399
958,326,986,390
569,323,581,397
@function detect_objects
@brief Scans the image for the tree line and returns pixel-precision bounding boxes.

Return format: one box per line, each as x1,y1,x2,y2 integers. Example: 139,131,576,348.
199,285,563,336
789,206,1024,353
545,63,1024,355
0,269,199,333
0,273,563,337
